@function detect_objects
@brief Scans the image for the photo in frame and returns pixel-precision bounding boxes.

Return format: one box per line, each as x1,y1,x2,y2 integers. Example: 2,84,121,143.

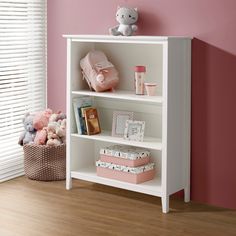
112,111,134,137
124,120,145,142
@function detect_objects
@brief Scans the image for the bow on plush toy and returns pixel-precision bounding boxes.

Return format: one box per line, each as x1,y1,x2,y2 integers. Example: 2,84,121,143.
109,6,138,36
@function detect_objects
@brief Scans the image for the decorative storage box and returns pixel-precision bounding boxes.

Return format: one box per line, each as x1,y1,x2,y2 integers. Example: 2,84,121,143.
100,145,151,167
96,161,155,184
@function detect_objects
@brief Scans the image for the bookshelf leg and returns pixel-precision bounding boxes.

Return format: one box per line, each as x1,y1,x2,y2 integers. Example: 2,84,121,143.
66,176,72,190
184,187,190,202
161,195,169,213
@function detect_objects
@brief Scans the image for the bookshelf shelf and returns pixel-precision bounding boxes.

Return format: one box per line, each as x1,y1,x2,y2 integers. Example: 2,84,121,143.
71,131,162,150
72,90,163,104
71,166,162,197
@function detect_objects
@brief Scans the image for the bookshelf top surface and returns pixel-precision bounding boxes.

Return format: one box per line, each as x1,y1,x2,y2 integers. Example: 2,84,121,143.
63,34,192,42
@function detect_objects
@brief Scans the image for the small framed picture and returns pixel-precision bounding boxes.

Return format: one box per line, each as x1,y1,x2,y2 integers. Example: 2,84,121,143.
124,120,145,142
112,111,134,137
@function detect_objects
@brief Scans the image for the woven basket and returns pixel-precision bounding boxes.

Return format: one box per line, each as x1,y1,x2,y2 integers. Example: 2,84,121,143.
23,144,66,181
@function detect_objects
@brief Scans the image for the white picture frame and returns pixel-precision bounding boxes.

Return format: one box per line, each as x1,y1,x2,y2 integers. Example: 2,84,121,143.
124,120,145,142
112,111,134,137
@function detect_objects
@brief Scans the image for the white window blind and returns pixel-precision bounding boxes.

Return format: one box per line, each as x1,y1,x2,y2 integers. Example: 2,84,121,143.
0,0,47,182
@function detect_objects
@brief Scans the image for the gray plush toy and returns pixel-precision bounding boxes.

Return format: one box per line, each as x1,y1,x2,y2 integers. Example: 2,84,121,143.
109,6,138,36
18,112,36,146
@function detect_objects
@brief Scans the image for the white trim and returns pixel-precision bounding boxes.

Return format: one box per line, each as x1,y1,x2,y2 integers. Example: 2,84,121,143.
66,38,72,190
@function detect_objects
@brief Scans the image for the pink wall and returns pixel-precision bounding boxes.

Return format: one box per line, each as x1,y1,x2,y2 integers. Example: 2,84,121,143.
48,0,236,209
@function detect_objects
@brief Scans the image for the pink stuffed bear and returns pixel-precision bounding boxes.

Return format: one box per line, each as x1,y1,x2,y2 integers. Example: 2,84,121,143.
34,127,47,145
33,108,52,145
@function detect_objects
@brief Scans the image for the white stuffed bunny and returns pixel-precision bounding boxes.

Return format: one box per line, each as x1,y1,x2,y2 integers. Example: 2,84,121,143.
109,6,138,36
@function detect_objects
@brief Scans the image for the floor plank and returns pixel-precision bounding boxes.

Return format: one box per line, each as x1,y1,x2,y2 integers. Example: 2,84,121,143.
0,177,235,236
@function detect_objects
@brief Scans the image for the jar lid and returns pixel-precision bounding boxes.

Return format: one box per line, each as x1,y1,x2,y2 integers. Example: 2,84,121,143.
134,66,146,72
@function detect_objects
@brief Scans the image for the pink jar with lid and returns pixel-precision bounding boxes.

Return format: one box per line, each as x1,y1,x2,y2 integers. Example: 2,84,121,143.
134,66,146,95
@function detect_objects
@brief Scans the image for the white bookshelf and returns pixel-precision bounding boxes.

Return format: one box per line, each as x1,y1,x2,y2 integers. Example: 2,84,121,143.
64,35,192,213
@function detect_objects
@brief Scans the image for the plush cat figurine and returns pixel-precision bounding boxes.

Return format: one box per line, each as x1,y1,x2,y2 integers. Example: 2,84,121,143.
109,6,138,36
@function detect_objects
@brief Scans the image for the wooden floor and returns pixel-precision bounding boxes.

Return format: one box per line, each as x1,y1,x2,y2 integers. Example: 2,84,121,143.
0,177,235,236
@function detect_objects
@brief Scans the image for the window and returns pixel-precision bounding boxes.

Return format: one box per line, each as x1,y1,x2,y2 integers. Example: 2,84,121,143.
0,0,47,182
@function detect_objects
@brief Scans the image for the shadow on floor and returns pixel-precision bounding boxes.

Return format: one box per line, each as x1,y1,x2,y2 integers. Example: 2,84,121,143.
73,180,235,214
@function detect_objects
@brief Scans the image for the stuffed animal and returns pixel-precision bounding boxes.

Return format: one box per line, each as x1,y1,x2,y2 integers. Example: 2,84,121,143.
34,127,47,145
46,122,62,146
47,122,60,133
18,113,36,146
49,111,66,122
56,119,66,144
49,113,58,123
33,108,52,145
56,112,66,122
47,132,62,146
109,6,138,36
33,108,52,131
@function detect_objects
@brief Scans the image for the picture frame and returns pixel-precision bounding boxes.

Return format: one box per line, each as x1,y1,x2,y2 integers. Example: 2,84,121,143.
112,111,134,137
124,120,145,142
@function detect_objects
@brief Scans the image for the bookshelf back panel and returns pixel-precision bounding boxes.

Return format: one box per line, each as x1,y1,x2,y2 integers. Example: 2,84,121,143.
71,42,163,95
96,43,163,94
96,100,162,139
71,95,162,138
70,138,161,179
71,136,95,170
70,94,77,133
